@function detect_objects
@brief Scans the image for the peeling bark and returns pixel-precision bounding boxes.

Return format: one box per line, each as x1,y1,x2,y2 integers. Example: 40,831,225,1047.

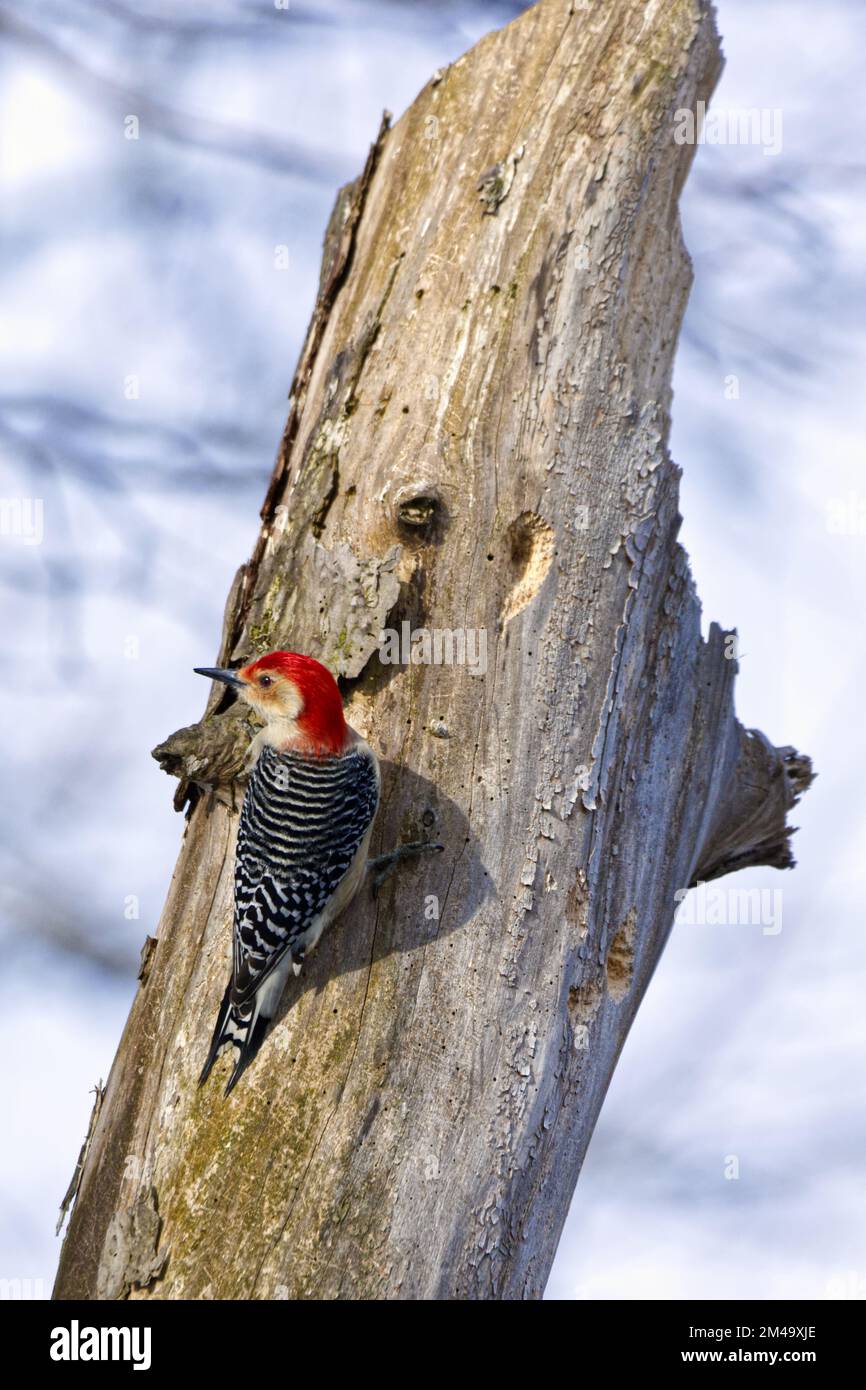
95,1189,169,1301
54,0,812,1302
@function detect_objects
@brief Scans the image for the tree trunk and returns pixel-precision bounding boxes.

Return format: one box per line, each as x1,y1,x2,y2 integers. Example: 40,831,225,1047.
54,0,812,1301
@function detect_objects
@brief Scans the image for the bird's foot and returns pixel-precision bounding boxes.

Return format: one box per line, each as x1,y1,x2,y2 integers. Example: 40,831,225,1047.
368,841,444,893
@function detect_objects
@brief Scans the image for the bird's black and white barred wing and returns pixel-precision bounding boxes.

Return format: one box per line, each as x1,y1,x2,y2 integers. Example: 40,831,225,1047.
231,743,379,1003
200,742,378,1093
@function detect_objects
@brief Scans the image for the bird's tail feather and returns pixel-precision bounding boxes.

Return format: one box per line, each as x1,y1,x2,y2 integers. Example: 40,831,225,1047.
199,981,270,1094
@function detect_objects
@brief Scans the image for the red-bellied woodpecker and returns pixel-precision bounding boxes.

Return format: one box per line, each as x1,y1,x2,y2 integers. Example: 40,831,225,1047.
194,650,439,1093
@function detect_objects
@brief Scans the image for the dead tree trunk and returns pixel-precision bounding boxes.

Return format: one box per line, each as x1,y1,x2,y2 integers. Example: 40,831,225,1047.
54,0,812,1301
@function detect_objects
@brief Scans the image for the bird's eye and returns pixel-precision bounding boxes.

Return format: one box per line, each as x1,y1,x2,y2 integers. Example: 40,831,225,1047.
259,675,273,688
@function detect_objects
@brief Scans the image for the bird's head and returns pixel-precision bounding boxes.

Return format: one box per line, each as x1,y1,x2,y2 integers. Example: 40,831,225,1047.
194,651,348,754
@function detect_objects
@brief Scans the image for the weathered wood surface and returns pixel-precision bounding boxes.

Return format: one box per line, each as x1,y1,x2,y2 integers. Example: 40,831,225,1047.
54,0,812,1301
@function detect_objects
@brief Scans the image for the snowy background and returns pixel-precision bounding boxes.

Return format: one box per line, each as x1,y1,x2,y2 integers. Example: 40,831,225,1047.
1,0,864,1300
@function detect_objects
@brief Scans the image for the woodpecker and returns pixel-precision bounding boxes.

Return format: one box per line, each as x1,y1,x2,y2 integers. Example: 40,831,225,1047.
194,650,436,1094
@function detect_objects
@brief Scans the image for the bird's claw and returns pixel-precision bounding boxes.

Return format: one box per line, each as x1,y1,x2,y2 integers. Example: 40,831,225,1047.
369,841,444,894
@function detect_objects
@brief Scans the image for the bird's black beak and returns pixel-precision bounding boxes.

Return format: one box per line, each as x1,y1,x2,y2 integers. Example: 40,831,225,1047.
194,666,246,690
